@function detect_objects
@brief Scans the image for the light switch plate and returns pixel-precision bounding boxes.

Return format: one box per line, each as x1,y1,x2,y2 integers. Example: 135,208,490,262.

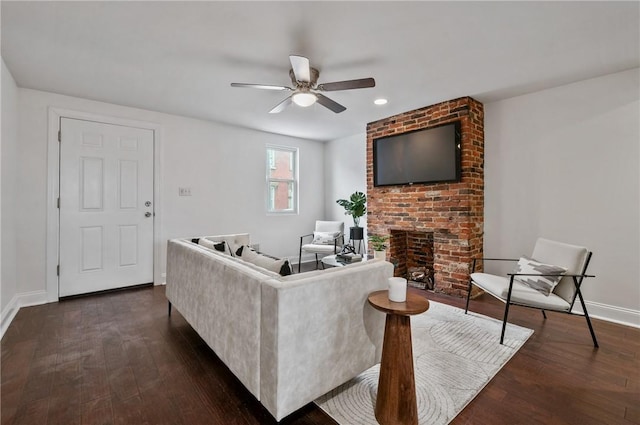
178,187,192,196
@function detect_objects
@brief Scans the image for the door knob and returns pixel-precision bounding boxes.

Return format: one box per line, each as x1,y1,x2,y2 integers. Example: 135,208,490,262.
145,212,152,218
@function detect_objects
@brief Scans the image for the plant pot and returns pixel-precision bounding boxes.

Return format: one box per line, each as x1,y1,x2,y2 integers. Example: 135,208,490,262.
373,249,386,260
350,226,364,241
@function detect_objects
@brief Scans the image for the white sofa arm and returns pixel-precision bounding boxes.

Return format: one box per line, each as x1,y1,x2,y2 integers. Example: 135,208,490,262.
259,260,393,421
166,239,265,399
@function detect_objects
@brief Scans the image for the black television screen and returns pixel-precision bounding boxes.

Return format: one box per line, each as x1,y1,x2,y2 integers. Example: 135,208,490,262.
373,122,461,187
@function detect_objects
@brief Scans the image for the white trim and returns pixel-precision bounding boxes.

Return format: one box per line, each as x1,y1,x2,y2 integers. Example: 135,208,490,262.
573,300,640,329
265,144,299,215
1,295,19,339
47,107,163,303
1,290,48,339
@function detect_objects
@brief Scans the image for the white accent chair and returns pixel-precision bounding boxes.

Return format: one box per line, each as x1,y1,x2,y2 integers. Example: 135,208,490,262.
465,238,598,347
298,221,344,273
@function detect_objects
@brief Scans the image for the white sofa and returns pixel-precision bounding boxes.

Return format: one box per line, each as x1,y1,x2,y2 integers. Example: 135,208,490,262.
165,234,394,421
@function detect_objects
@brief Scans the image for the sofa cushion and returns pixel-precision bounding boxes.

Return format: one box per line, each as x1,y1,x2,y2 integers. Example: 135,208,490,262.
513,256,567,296
241,246,290,276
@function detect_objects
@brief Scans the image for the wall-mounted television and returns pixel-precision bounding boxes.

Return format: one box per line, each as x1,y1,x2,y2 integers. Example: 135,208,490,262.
373,121,461,187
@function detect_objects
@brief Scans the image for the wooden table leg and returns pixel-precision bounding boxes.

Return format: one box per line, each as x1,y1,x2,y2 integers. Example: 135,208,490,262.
375,314,418,425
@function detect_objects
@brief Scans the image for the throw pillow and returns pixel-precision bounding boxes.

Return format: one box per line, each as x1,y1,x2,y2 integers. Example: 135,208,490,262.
191,238,200,244
279,260,292,276
199,238,230,255
312,231,339,245
226,240,243,257
513,256,567,296
239,245,257,259
198,238,216,251
241,246,291,276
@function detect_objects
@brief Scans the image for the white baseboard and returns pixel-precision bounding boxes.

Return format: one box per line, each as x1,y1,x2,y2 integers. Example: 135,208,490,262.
573,300,640,329
0,290,49,339
1,295,20,340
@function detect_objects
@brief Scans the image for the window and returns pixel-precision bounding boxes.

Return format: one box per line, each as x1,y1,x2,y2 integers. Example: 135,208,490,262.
266,146,298,213
268,150,276,169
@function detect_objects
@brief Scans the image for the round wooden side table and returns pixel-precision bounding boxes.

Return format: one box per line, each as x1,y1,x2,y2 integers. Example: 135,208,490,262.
367,290,430,425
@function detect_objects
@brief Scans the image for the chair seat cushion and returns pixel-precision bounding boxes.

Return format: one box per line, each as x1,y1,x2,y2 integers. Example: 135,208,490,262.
471,272,571,311
301,243,338,254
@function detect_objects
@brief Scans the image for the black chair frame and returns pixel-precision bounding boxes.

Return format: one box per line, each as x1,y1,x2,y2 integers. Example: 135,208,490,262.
297,233,344,273
465,253,598,347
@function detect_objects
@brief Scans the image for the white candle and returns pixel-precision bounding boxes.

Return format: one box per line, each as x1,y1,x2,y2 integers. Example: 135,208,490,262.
388,277,407,302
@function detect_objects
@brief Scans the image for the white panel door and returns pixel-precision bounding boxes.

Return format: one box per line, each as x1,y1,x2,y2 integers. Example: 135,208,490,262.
59,118,154,297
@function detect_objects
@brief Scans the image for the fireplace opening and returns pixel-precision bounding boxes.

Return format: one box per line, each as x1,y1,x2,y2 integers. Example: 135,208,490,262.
389,230,435,290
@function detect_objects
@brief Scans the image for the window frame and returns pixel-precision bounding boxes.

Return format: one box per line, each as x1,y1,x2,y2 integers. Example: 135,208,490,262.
265,145,299,215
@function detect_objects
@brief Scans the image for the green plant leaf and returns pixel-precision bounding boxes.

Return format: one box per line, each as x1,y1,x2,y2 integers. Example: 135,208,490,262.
336,191,367,227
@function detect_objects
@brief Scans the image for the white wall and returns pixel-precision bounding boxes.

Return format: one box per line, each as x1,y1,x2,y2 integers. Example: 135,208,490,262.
15,88,325,299
324,132,368,247
1,58,19,331
484,68,640,325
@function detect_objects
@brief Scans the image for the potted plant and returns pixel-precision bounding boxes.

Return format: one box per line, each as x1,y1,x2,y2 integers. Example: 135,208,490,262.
336,191,367,242
368,234,389,260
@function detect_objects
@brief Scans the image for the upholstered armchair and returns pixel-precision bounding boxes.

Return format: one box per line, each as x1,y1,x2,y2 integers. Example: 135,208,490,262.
465,238,598,347
298,221,345,273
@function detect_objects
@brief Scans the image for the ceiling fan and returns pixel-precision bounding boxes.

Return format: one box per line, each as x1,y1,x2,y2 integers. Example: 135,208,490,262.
230,55,375,114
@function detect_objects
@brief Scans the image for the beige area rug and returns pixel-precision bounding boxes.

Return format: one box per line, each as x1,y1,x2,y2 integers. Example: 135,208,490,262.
315,301,533,425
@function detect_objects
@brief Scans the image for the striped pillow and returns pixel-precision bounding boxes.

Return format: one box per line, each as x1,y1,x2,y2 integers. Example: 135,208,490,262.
514,256,567,296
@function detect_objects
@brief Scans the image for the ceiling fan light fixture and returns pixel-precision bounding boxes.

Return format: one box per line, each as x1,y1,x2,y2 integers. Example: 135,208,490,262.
292,92,317,107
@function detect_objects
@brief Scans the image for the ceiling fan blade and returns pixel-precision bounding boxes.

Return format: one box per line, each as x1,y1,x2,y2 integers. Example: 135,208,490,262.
269,96,293,114
316,94,346,113
289,55,311,83
317,78,376,91
231,83,291,91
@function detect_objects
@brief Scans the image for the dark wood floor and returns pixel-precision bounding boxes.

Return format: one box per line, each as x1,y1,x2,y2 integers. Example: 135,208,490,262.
2,268,639,425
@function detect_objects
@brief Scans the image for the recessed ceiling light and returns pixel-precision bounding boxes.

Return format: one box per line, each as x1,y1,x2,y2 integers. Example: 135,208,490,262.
374,98,388,105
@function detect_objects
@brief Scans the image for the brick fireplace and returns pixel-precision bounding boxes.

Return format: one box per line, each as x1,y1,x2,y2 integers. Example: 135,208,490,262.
390,230,435,289
366,97,484,297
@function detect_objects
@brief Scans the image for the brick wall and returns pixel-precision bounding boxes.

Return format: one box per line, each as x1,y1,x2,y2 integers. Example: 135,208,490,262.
366,97,484,297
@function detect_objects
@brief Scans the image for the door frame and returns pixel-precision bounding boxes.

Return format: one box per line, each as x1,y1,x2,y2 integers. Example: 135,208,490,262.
46,107,163,302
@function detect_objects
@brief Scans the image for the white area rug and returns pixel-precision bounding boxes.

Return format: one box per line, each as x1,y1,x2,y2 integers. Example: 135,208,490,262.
315,301,533,425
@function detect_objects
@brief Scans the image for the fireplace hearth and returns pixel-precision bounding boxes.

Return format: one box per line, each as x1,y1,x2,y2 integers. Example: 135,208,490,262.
408,266,434,290
389,230,435,290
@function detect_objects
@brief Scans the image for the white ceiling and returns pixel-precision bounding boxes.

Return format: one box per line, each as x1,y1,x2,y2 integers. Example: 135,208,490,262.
2,1,638,142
